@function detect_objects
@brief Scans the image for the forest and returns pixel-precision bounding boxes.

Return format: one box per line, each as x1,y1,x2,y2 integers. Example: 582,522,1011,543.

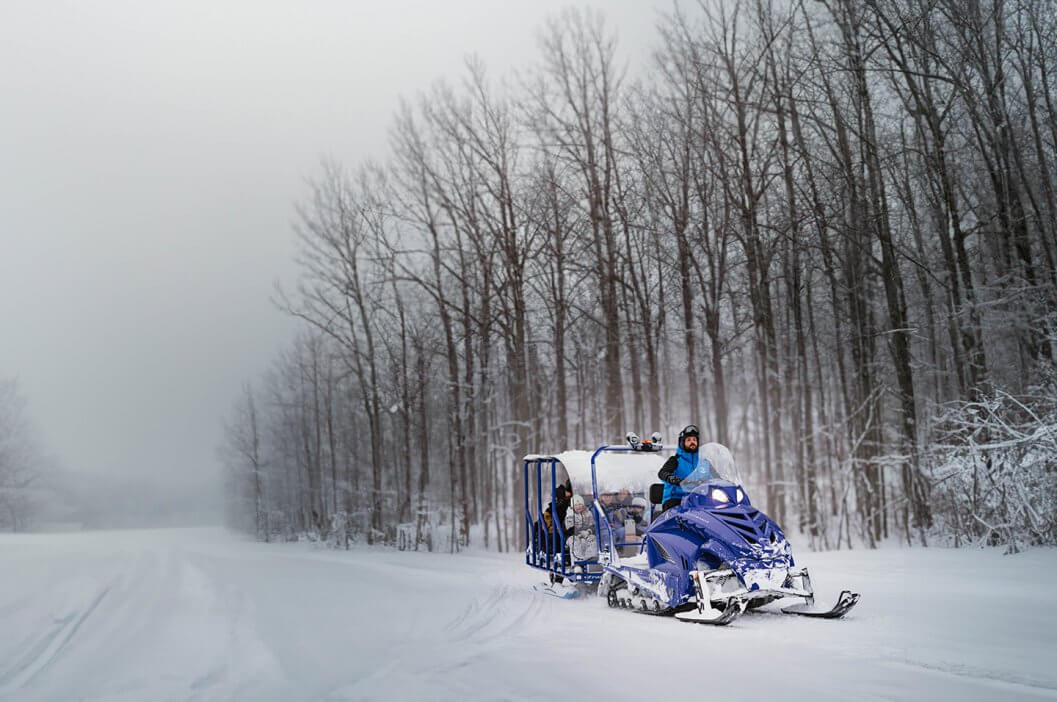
220,0,1057,554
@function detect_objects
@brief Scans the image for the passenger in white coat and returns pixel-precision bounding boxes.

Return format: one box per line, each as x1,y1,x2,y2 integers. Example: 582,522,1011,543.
564,494,598,566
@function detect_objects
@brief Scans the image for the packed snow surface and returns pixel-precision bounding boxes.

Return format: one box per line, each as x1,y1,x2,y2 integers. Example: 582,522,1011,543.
1,528,1055,701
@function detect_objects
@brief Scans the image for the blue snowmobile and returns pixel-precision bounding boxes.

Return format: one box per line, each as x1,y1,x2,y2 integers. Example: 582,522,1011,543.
522,439,859,625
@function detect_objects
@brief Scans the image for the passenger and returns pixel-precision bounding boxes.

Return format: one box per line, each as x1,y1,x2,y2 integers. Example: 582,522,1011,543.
597,491,627,546
538,481,571,558
541,480,572,537
539,481,573,581
628,496,650,532
598,490,621,516
598,491,626,524
658,424,711,512
617,495,652,556
564,494,597,567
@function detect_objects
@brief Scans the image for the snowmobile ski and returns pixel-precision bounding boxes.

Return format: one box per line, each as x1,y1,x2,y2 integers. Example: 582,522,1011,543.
780,590,860,619
533,582,581,599
674,596,746,626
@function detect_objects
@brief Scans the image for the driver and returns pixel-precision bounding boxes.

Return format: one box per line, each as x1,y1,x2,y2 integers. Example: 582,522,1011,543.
657,424,711,512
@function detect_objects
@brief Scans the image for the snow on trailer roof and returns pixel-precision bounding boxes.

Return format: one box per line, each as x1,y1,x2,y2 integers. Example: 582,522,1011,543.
522,442,741,496
523,448,671,496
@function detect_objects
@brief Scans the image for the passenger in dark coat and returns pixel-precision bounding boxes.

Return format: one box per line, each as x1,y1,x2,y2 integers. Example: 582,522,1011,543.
541,480,573,539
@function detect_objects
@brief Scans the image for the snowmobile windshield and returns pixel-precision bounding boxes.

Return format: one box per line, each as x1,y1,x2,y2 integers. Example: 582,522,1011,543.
682,443,744,486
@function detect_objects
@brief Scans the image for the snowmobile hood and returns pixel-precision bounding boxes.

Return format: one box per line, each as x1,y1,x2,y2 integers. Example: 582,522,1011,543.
657,495,793,586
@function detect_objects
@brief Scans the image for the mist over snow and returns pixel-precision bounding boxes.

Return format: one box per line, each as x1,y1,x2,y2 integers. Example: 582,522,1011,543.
0,1,658,528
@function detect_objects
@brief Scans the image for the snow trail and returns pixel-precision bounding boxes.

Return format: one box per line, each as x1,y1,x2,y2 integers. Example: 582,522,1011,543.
1,528,1055,701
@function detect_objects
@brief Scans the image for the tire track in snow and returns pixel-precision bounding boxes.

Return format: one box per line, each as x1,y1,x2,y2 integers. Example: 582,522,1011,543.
154,547,284,701
334,581,548,700
885,658,1057,699
0,582,112,695
442,582,549,645
487,588,546,643
444,584,510,641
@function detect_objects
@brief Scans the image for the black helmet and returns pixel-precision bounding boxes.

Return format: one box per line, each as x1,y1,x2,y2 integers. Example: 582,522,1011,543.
678,424,699,452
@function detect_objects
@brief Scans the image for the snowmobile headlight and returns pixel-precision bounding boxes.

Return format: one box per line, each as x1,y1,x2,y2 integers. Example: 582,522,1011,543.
736,488,744,503
710,488,730,503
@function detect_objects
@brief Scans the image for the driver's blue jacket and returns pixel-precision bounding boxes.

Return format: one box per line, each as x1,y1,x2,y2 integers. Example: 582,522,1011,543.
659,448,711,506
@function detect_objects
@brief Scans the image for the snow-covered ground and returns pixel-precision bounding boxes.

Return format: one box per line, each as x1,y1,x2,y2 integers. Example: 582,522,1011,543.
1,528,1055,702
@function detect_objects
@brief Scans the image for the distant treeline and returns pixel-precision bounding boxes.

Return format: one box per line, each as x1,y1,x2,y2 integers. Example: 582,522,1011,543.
221,1,1057,553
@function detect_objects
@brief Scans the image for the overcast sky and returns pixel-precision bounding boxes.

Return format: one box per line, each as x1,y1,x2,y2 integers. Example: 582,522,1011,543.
0,1,664,520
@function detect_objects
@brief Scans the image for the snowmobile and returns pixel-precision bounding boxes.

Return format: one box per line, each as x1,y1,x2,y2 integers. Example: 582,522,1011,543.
522,437,859,624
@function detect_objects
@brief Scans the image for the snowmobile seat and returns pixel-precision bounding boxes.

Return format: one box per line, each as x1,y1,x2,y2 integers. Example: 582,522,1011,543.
649,483,664,505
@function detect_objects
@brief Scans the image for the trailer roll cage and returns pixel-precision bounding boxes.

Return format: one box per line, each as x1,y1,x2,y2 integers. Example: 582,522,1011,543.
522,445,673,583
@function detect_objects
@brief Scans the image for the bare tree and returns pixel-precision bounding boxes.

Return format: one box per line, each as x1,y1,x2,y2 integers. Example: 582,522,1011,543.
0,379,42,532
220,384,267,539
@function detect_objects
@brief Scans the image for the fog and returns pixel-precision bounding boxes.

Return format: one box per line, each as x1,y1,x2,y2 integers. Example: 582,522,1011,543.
0,1,660,526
